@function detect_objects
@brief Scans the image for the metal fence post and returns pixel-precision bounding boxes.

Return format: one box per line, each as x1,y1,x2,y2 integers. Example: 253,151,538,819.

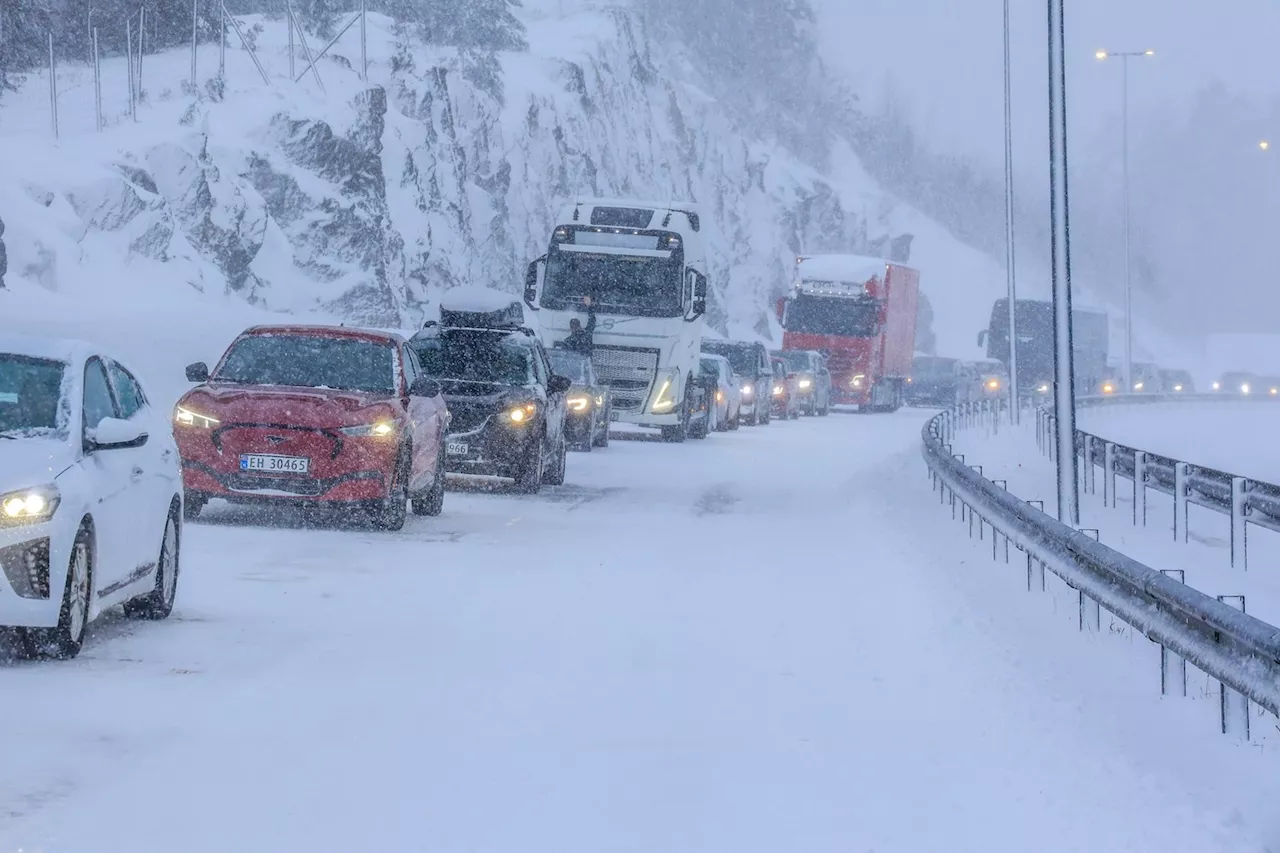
1083,435,1096,495
1230,477,1248,570
93,27,102,131
1217,595,1250,740
1159,570,1187,697
1133,451,1147,526
1174,462,1190,543
1104,441,1116,508
48,32,58,139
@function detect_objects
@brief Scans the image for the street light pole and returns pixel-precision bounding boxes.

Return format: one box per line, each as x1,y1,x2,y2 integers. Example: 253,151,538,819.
1096,48,1154,394
1003,0,1020,423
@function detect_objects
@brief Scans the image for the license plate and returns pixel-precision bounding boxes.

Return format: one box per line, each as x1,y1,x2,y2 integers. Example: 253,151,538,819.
609,409,620,422
239,454,310,474
446,441,469,455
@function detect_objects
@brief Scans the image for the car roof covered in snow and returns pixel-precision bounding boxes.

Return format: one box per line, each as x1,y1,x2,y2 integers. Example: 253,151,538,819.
796,254,887,284
0,332,98,365
239,324,405,345
438,286,522,314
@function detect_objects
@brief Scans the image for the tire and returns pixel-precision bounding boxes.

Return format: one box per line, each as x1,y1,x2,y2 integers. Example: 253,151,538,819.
715,406,730,432
729,410,740,430
22,524,92,660
579,415,595,453
371,450,409,531
515,436,544,494
661,399,689,443
543,434,567,486
124,507,180,620
183,491,205,521
593,407,611,448
411,456,446,517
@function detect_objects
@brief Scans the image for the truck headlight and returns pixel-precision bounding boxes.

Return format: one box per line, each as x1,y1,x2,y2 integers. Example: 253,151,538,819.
850,375,865,388
741,384,754,397
567,395,591,413
649,372,678,413
798,378,812,389
0,485,60,526
174,405,220,429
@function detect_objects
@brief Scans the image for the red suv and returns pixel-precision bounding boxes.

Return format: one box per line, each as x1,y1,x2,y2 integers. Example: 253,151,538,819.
174,325,449,530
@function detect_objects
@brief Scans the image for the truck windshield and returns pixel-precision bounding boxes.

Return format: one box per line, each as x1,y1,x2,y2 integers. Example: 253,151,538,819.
785,294,879,337
543,250,683,317
912,357,956,378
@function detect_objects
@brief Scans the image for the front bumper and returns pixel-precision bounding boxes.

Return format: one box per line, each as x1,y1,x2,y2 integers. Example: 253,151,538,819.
443,420,540,479
832,386,871,405
0,513,74,629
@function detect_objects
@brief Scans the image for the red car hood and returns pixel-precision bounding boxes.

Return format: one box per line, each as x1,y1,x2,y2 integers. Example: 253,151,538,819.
179,383,398,428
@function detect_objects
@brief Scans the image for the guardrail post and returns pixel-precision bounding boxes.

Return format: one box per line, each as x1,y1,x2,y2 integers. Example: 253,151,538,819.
1217,595,1250,741
1159,570,1187,697
1078,529,1101,632
1103,442,1116,508
1174,463,1191,543
1133,451,1147,526
1047,415,1056,461
1230,477,1249,570
1082,435,1096,495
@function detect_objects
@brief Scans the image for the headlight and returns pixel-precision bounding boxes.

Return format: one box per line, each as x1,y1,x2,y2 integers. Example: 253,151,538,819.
504,403,538,424
339,421,396,437
650,373,678,413
1102,383,1115,394
1133,381,1144,391
0,485,60,526
850,374,865,388
174,405,220,429
715,390,724,402
741,384,754,397
798,378,812,389
986,379,1000,391
595,395,605,407
772,385,783,396
1036,383,1051,393
567,395,591,413
1173,384,1183,392
1212,381,1221,391
1241,383,1251,395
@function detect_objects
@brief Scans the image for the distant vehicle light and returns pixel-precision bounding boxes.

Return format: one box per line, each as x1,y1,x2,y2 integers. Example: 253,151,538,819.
1102,383,1115,394
1173,384,1183,392
1133,382,1144,391
798,379,812,389
986,379,1000,391
772,385,784,396
851,374,865,388
1241,383,1251,395
1212,381,1221,391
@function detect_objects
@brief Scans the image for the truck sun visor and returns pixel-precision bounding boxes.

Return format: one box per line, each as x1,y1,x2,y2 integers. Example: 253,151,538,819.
574,231,662,251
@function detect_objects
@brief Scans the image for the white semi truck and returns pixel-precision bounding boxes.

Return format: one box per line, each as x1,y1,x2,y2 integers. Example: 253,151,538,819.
524,198,713,442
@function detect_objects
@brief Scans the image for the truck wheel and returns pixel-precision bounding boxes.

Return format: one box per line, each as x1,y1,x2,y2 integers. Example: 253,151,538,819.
661,398,689,443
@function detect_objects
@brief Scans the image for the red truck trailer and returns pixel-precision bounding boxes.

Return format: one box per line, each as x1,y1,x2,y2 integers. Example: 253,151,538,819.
776,254,919,412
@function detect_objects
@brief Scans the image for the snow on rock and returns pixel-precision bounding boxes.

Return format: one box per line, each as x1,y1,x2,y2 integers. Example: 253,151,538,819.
0,8,975,345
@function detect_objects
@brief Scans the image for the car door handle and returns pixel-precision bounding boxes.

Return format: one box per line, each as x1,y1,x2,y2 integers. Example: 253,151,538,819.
131,466,145,480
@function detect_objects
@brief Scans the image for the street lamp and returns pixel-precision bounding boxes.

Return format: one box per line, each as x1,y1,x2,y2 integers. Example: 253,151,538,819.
1095,48,1155,394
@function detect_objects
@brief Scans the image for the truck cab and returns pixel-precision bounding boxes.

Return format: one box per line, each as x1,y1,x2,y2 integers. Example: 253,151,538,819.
525,199,712,443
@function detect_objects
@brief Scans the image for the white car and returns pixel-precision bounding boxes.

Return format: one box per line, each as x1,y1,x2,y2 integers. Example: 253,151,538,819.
700,354,742,431
0,336,183,659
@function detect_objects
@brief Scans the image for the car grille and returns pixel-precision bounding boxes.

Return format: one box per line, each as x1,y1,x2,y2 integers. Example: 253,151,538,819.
227,474,325,496
447,403,492,435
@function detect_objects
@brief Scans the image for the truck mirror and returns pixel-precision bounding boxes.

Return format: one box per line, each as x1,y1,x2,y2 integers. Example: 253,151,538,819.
524,257,545,310
977,329,988,347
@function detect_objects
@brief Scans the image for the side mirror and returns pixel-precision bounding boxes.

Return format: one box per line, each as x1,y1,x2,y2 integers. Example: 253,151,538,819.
410,377,441,398
87,417,149,452
548,374,572,395
524,256,545,310
186,362,210,383
976,330,988,348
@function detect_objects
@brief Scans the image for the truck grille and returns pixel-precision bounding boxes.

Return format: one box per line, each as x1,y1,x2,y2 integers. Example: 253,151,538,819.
593,346,660,409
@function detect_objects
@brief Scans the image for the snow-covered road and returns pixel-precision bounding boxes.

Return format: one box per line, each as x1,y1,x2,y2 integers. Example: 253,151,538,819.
3,410,1276,852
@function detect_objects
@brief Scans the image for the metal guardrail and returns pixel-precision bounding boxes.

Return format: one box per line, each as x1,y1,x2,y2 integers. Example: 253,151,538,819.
923,398,1280,740
1036,393,1280,569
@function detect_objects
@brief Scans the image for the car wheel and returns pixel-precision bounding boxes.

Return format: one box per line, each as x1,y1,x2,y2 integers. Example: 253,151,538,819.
515,435,544,494
729,409,740,430
411,456,446,517
124,506,180,620
579,414,596,453
593,408,610,448
23,524,92,660
372,450,409,531
543,434,568,486
183,491,206,521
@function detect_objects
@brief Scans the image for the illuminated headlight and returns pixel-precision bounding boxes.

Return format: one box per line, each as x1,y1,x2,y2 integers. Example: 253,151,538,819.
339,421,396,437
567,395,591,413
504,403,538,424
1036,383,1051,393
741,384,754,397
1102,383,1115,394
1173,384,1183,392
1271,387,1279,396
1133,382,1144,391
798,378,812,389
1212,381,1221,391
649,372,678,413
715,390,724,402
595,395,605,407
850,374,866,388
772,385,784,396
985,379,1000,391
174,405,220,429
1241,383,1251,395
0,485,60,526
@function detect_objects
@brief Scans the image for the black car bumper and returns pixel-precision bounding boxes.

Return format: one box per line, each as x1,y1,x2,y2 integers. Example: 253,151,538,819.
443,422,539,479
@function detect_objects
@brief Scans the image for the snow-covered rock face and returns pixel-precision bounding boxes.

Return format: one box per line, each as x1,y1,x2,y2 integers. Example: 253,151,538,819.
0,9,911,340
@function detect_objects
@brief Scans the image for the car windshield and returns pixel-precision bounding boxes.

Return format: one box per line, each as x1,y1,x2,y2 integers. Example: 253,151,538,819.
776,351,811,372
785,293,879,337
215,334,396,395
700,358,724,379
413,331,534,385
702,341,757,375
548,349,591,383
0,354,67,438
543,250,683,317
913,357,956,378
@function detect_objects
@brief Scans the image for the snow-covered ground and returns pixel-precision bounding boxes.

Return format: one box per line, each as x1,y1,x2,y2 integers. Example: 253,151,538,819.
3,404,1277,852
1078,401,1280,485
